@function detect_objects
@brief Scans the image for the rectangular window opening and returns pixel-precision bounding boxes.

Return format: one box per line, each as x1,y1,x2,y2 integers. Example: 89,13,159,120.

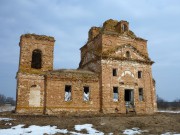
113,87,118,102
139,88,143,101
83,86,89,101
113,68,117,76
138,71,142,78
65,85,71,101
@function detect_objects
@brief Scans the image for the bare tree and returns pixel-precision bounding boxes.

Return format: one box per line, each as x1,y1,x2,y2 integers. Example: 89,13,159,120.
6,97,16,106
0,94,16,106
0,94,6,105
157,95,180,110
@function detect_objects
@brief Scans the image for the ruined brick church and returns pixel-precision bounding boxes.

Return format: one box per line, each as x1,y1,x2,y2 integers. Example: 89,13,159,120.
16,19,157,114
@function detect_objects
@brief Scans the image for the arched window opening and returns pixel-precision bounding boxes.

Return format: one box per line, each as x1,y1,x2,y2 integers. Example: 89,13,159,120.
31,49,42,69
122,24,128,32
31,85,37,87
126,51,130,58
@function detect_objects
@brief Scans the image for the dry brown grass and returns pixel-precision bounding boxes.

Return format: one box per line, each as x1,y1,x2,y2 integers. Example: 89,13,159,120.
0,112,180,134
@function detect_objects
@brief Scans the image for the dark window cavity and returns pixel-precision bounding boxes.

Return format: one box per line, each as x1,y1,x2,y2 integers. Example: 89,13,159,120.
31,49,42,69
113,68,117,76
125,90,131,102
139,88,143,101
122,24,128,32
83,86,89,101
126,51,130,58
65,85,71,101
31,85,37,88
138,71,142,78
113,87,118,101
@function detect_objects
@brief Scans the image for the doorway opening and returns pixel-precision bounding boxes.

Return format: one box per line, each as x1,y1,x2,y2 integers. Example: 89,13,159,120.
124,89,136,113
124,89,134,106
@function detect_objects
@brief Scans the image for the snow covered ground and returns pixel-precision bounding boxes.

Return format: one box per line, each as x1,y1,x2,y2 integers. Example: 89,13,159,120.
0,123,179,135
0,117,180,135
0,118,15,121
72,124,104,135
0,123,104,135
0,118,104,135
162,132,180,135
158,110,180,113
123,128,180,135
0,106,15,112
123,127,148,135
0,124,68,135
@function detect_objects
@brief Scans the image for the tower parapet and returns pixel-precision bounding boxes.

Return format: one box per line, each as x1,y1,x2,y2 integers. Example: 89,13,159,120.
87,19,145,43
18,34,55,74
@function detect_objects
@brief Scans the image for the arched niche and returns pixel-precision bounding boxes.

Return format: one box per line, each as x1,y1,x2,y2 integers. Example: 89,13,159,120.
126,51,130,58
29,85,41,107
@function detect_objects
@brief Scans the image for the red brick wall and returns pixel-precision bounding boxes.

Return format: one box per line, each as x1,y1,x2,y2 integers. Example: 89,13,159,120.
16,20,157,115
16,73,45,114
100,60,156,114
16,34,55,114
45,74,100,114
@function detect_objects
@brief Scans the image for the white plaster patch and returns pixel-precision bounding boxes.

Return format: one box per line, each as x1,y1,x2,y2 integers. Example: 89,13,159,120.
121,71,134,78
29,85,41,107
133,52,145,60
102,60,147,67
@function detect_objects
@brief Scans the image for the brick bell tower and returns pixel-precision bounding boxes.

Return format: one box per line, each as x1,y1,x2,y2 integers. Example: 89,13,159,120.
16,34,55,114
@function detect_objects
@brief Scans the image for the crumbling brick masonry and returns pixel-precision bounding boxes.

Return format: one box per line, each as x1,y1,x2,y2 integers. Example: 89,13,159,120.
16,19,157,114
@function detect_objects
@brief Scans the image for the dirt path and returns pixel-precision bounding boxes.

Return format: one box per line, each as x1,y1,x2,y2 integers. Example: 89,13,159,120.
0,112,180,134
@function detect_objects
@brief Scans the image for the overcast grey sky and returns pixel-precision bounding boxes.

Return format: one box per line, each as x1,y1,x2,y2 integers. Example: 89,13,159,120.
0,0,180,101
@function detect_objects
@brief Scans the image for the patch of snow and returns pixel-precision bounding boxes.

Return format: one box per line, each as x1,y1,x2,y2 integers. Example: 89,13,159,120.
0,118,15,121
0,106,15,112
100,122,105,126
0,124,68,135
123,127,148,135
74,124,104,135
69,131,84,135
0,123,105,135
158,110,180,113
2,123,179,135
162,132,180,135
123,128,141,135
5,123,12,126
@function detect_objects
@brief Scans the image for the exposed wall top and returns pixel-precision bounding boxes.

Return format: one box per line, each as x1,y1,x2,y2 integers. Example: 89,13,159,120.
88,19,146,42
45,69,99,81
47,69,97,75
20,33,55,42
18,33,55,74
